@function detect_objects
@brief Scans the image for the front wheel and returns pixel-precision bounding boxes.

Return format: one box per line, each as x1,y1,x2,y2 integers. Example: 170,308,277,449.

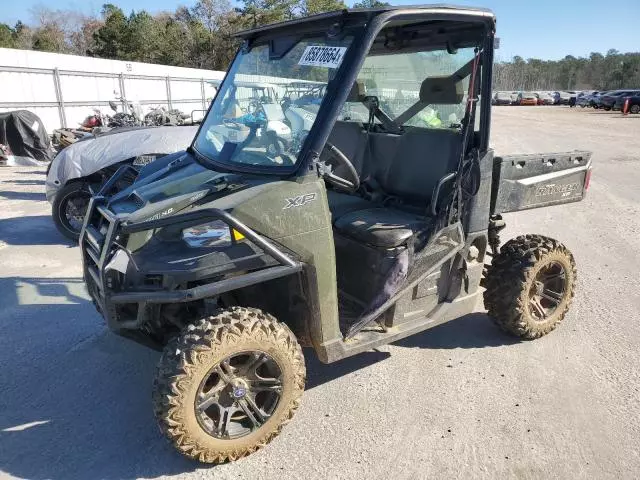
483,235,577,339
52,182,92,241
153,307,306,463
630,104,640,114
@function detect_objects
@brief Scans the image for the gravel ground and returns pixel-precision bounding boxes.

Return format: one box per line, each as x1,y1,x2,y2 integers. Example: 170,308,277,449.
1,107,639,480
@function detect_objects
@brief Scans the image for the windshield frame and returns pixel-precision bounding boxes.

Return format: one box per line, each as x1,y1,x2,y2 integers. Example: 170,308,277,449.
190,30,363,176
190,9,495,175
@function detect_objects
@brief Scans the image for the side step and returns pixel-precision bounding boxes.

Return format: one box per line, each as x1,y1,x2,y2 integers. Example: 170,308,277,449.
321,291,480,363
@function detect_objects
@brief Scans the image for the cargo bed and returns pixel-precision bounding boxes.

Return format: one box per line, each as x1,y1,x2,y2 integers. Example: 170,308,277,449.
491,151,592,214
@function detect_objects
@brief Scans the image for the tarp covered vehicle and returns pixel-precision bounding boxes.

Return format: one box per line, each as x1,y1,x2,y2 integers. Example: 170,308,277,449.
79,5,592,463
0,110,53,164
46,126,198,240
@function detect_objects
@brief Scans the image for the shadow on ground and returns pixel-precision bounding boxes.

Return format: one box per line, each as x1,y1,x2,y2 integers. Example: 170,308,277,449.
305,313,518,389
0,276,389,479
0,276,200,480
0,276,515,479
0,190,46,201
305,349,390,390
0,215,71,245
3,179,46,186
394,312,519,350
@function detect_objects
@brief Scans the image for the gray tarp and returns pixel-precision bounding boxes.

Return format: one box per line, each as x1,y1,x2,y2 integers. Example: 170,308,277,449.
46,126,198,202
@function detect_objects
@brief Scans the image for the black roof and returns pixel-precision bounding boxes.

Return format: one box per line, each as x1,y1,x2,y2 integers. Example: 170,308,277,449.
234,4,495,39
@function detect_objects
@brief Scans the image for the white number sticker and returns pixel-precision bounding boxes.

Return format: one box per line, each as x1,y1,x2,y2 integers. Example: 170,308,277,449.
298,46,347,68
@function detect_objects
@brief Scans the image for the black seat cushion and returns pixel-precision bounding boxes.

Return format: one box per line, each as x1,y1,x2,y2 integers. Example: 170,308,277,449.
326,190,375,222
333,207,432,248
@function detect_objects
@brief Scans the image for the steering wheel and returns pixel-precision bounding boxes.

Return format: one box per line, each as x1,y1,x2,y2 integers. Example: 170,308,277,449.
321,142,360,192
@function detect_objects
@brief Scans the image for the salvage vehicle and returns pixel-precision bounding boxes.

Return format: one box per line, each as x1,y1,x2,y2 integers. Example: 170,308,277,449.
599,90,640,111
517,92,538,105
492,91,513,105
576,91,595,108
0,110,54,164
47,126,197,240
613,92,640,113
79,5,592,464
535,92,555,105
282,82,327,150
557,91,573,105
211,80,292,158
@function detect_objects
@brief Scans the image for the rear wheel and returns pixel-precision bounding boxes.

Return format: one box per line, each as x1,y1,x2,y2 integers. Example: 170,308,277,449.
483,235,577,339
604,106,612,111
153,307,306,463
630,104,640,114
52,182,91,241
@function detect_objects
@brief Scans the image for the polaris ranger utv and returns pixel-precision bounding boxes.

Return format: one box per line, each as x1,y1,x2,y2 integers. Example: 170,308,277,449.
79,5,592,463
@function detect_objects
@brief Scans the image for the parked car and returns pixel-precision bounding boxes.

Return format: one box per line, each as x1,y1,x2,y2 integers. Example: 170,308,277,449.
576,91,598,108
613,93,640,113
46,125,198,240
517,92,538,105
535,92,555,105
576,93,588,107
558,91,571,105
602,90,640,111
493,91,514,105
591,91,612,109
558,90,576,105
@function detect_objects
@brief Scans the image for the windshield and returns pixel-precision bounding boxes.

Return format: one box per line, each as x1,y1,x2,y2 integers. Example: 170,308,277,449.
339,48,477,130
193,36,353,171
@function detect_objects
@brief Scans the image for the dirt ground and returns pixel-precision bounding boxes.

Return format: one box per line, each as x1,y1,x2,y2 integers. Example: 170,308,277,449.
1,107,639,480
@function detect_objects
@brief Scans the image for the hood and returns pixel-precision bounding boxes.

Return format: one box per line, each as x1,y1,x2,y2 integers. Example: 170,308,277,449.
106,150,273,225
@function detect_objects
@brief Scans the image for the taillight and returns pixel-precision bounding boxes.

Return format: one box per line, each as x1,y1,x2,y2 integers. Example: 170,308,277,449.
585,169,592,190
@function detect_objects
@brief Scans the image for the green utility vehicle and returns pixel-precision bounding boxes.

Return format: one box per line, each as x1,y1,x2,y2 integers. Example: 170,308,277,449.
80,5,592,463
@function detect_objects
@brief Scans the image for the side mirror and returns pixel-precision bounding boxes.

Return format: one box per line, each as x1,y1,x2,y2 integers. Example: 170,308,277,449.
109,100,118,112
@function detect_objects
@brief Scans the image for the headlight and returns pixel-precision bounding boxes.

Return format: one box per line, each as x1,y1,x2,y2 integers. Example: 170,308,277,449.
181,220,245,248
182,220,231,248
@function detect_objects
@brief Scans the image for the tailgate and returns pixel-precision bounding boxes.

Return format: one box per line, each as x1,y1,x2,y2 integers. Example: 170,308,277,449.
491,151,592,214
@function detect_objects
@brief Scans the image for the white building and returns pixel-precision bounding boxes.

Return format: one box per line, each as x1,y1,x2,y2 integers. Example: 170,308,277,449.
0,48,226,132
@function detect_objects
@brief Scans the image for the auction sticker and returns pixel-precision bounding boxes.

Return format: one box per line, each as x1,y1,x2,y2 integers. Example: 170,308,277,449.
298,46,347,68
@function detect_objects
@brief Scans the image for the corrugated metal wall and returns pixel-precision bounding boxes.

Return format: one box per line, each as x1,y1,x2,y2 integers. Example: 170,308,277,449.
0,48,226,132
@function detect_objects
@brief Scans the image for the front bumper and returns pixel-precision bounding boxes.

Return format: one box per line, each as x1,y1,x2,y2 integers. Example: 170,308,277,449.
80,168,302,338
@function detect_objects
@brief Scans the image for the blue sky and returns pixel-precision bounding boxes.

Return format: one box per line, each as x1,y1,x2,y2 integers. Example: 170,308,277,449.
2,0,638,60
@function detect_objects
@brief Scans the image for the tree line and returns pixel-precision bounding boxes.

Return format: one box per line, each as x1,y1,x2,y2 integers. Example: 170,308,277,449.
494,52,640,92
0,0,387,71
0,0,638,91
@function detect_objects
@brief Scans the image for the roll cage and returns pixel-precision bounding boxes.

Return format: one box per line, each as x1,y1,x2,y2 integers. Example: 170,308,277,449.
190,6,496,177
